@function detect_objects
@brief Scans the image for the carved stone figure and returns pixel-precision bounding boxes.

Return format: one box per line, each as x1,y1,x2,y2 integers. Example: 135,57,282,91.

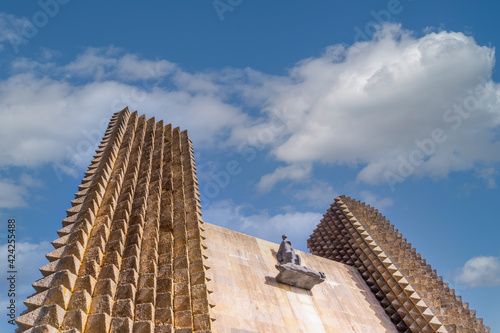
275,235,326,290
277,234,301,265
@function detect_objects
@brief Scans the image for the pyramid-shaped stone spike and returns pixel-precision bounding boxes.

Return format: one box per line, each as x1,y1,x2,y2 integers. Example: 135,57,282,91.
46,242,85,262
23,285,72,312
32,270,77,294
308,195,490,333
17,108,213,333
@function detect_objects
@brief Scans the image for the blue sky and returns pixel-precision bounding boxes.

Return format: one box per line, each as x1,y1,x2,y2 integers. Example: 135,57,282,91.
0,0,499,331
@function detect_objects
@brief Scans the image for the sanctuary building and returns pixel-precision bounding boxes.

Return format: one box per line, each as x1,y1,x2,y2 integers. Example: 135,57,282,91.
16,109,489,333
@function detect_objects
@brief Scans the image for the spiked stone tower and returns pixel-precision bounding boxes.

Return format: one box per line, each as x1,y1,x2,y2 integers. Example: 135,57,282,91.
308,195,490,333
16,108,214,332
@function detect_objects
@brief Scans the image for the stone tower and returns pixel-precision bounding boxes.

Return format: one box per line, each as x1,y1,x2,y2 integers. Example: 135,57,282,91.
308,195,490,332
16,108,214,332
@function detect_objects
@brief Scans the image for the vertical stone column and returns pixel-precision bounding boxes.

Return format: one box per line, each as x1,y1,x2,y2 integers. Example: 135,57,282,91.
16,109,130,332
155,123,175,332
109,113,147,333
170,127,193,333
132,117,160,333
181,131,214,333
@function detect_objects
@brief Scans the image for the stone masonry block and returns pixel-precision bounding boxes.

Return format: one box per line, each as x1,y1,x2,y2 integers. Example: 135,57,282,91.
112,299,135,319
173,246,187,258
67,290,92,313
138,273,156,289
60,309,87,332
155,308,173,326
174,295,191,312
102,251,121,267
132,321,154,333
74,275,97,294
85,313,111,333
174,310,193,329
193,313,211,331
119,269,139,286
16,304,65,331
122,256,140,271
110,317,133,333
89,295,113,315
32,270,77,293
156,278,172,293
136,287,156,304
135,303,155,321
158,265,173,279
192,298,209,315
40,255,80,277
93,278,117,298
116,283,137,301
155,292,172,309
174,282,190,296
78,260,100,279
98,265,120,282
173,268,189,283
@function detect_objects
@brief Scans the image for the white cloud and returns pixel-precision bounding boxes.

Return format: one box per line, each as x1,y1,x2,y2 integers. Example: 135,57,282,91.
63,47,177,81
202,200,322,250
456,256,500,288
229,24,500,186
0,179,28,208
359,190,394,210
0,174,45,208
293,181,337,209
0,13,30,49
0,48,248,177
39,47,61,62
19,173,43,188
257,164,312,192
475,167,498,189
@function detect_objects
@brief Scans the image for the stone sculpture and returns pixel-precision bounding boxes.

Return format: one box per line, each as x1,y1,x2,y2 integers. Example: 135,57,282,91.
276,234,301,265
275,235,325,290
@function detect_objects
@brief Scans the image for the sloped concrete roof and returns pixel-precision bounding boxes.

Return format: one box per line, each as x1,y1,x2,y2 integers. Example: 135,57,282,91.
203,222,397,333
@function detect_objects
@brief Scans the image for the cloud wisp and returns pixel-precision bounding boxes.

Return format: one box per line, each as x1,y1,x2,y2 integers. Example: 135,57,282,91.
257,164,312,193
456,256,500,288
201,199,322,250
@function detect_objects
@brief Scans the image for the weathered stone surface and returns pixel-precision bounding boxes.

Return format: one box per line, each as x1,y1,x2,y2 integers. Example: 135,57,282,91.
85,313,110,333
16,304,65,331
204,222,398,333
60,309,87,332
274,263,325,290
22,325,59,333
109,317,133,333
24,285,71,311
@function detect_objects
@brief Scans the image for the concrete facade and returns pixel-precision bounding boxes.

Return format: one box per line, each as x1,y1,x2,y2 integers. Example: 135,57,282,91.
203,222,397,333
